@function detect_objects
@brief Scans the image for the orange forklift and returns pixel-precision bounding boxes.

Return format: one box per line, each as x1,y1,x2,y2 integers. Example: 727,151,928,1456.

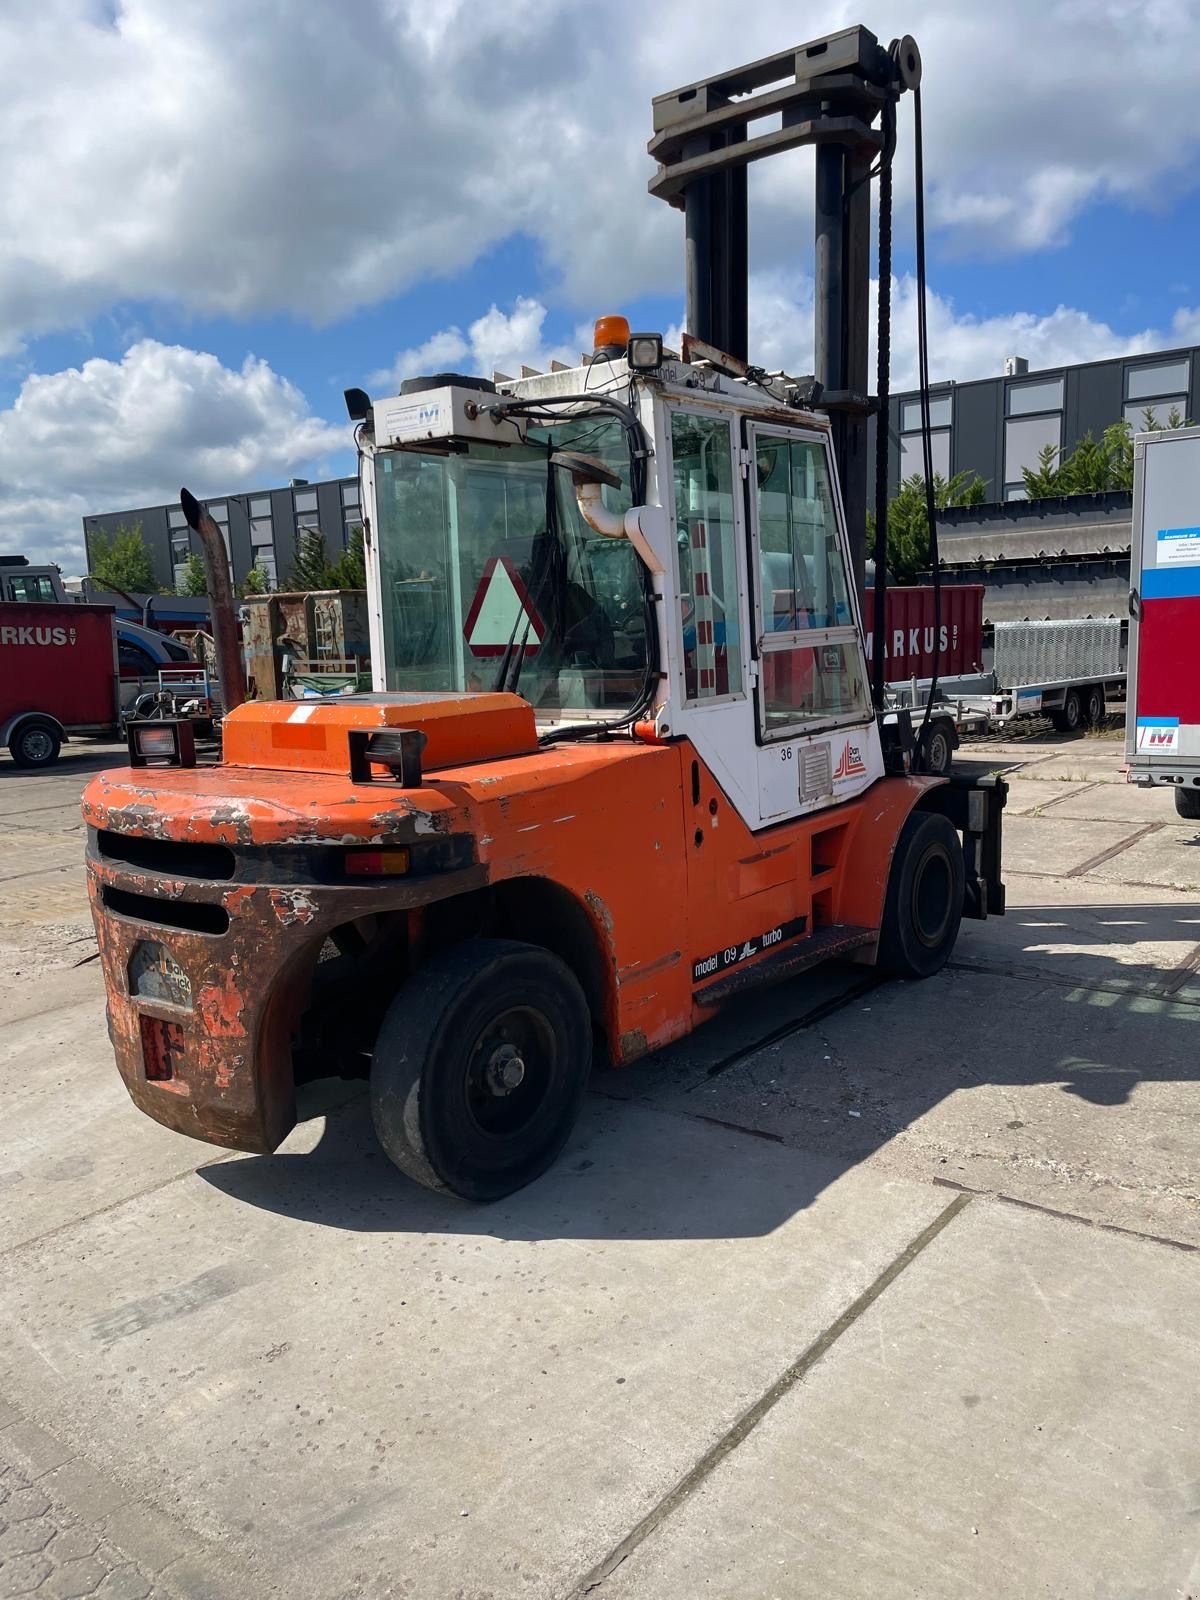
84,27,1005,1199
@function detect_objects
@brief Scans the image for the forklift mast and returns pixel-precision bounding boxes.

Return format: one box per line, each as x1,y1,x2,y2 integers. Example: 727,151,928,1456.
648,27,921,603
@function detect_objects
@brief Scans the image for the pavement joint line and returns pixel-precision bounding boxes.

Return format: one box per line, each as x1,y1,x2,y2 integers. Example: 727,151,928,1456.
0,799,87,819
695,973,887,1086
563,1192,973,1598
1066,820,1166,878
0,1151,243,1261
1005,867,1200,895
0,861,81,885
932,1177,1199,1255
1032,780,1102,811
946,955,1200,1008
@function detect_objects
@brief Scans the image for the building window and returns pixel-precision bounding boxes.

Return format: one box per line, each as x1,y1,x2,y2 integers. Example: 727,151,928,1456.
1004,413,1061,496
250,517,274,547
899,428,951,480
1126,358,1189,401
168,507,187,530
250,497,272,517
1002,375,1063,498
208,502,228,523
1007,378,1064,417
898,390,952,483
341,482,360,508
1123,358,1189,431
293,490,319,516
1124,399,1188,429
900,396,952,432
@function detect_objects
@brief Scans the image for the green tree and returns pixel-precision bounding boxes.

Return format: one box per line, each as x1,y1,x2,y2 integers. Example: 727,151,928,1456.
178,552,209,596
240,560,268,597
288,527,338,589
1023,408,1191,500
330,524,366,589
869,470,987,583
89,522,157,592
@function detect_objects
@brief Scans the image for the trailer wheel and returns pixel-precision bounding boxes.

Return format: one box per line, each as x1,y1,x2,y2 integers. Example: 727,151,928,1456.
923,722,954,776
876,811,965,980
1083,685,1105,727
1175,786,1200,821
8,720,61,768
1051,688,1083,733
370,939,592,1201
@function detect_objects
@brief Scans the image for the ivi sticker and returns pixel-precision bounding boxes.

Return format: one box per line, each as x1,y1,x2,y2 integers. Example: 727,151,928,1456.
692,917,808,984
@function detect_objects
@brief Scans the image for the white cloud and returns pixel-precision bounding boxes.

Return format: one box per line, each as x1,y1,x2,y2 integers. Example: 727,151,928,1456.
1,341,344,573
369,298,579,391
3,1,1200,350
733,271,1164,390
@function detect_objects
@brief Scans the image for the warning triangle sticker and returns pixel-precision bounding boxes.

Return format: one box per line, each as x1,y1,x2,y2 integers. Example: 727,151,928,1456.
463,556,545,657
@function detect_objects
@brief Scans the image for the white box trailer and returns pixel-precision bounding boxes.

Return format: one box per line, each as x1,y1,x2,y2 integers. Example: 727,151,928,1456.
1125,425,1200,817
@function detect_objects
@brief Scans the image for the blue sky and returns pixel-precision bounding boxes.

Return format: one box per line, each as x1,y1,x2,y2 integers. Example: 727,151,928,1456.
4,0,1200,571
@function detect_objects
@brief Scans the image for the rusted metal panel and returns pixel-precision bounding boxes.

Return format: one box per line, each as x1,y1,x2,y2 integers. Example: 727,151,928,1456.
861,584,984,681
244,591,369,700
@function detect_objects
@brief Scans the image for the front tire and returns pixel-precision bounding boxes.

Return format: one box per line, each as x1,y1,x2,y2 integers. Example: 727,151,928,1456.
370,939,593,1201
9,720,61,768
877,810,965,979
1175,786,1200,820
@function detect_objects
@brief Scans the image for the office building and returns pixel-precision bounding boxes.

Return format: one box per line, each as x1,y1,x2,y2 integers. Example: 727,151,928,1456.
82,475,363,593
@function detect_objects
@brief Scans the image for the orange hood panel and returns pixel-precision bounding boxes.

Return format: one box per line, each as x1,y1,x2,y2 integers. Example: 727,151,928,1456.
221,693,538,776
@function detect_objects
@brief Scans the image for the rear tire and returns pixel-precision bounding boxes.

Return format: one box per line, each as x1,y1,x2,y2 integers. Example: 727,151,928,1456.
877,810,965,980
1083,685,1105,727
1175,786,1200,820
370,938,593,1201
8,720,61,768
1050,688,1083,733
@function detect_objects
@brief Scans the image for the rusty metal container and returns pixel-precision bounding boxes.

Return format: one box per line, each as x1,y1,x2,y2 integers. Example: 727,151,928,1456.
243,591,370,700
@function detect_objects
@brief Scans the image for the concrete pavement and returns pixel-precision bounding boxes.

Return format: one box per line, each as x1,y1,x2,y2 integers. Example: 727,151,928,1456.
0,729,1197,1599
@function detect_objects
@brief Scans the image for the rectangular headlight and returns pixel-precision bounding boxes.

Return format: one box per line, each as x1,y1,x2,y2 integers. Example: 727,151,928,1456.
127,718,197,768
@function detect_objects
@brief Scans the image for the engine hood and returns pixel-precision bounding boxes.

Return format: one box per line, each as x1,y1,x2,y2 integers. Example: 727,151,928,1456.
221,692,539,777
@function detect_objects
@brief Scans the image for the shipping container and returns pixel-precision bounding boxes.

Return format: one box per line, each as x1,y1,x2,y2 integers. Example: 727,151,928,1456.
244,590,370,700
0,602,119,765
861,584,984,682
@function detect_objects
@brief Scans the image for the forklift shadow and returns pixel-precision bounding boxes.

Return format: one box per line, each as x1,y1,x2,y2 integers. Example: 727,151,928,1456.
197,1083,848,1243
199,898,1200,1237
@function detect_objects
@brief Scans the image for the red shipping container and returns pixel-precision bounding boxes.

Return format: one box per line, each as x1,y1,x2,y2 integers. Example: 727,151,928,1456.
860,585,983,682
0,603,118,731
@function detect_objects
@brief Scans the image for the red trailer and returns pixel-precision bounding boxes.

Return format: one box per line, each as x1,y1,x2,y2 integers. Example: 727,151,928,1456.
861,584,984,682
0,602,119,767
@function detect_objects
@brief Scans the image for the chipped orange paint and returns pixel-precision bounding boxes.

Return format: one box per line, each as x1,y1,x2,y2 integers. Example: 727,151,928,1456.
85,697,938,1154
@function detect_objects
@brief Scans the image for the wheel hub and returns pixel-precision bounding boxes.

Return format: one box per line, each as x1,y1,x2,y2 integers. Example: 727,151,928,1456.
485,1043,526,1096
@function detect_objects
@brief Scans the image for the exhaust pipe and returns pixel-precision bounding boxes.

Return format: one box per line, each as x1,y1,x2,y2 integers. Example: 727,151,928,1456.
180,487,246,714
